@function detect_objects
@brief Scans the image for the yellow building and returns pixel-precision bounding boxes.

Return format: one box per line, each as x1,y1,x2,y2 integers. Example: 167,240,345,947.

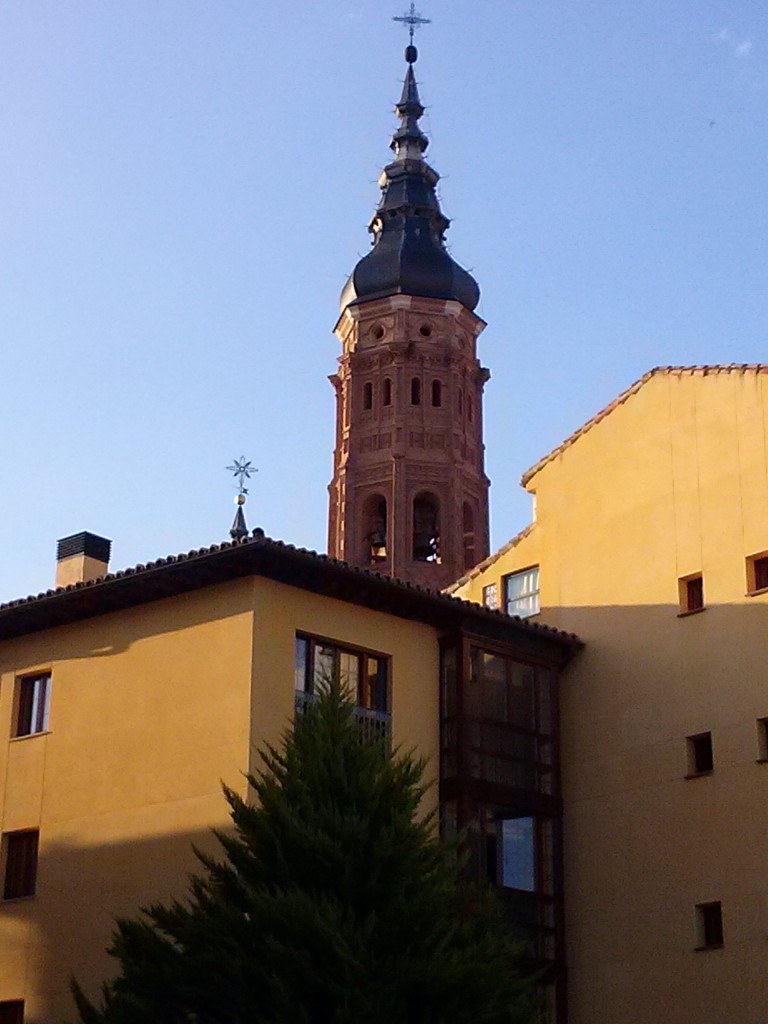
0,529,578,1024
452,364,768,1024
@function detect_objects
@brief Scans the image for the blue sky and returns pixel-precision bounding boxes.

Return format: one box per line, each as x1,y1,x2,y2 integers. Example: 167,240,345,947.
0,1,765,601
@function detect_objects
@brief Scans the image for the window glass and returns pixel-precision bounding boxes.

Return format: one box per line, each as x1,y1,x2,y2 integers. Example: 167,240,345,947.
360,657,387,712
294,637,308,692
313,645,336,691
500,817,535,891
482,583,498,609
538,667,553,735
482,652,508,721
441,646,457,718
504,568,540,618
510,662,536,731
338,651,360,692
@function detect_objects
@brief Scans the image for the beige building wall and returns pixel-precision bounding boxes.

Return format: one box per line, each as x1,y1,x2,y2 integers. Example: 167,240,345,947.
454,366,768,1024
0,574,440,1023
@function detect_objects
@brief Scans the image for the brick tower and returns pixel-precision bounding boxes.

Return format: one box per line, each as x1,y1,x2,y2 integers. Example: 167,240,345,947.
328,42,490,590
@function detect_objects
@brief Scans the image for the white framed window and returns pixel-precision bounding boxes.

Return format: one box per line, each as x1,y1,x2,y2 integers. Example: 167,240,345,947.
503,567,540,618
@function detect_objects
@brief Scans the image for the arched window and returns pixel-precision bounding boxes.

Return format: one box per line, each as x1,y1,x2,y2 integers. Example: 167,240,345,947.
462,502,476,570
411,377,421,405
412,492,440,562
363,382,373,411
383,378,392,406
431,380,442,407
362,494,387,564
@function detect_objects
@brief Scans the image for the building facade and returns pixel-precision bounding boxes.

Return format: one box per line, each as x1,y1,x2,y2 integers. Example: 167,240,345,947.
327,45,490,589
452,364,768,1024
0,530,578,1023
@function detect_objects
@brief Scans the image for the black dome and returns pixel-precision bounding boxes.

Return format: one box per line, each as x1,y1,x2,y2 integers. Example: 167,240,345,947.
340,57,480,314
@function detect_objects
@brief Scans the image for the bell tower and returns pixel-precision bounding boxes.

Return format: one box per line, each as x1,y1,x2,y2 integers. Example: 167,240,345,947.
328,40,490,590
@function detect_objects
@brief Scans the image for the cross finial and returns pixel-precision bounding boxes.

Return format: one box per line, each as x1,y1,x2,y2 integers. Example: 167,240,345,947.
393,3,431,44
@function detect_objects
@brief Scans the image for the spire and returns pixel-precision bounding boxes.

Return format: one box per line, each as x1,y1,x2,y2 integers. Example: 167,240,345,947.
339,32,480,314
230,499,248,540
390,48,428,161
226,457,256,541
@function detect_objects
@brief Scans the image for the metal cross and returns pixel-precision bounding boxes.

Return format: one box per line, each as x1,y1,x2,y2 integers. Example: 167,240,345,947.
226,457,257,497
393,3,431,43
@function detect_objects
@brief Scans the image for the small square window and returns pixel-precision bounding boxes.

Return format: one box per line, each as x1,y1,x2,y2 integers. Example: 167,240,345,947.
757,718,768,762
695,901,723,949
482,583,498,610
503,567,540,618
0,1002,24,1024
678,573,704,614
14,673,51,737
2,830,39,900
746,552,768,594
686,732,713,776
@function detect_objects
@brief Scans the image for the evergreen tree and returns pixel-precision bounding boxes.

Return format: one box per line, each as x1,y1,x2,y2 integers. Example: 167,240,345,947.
73,683,537,1024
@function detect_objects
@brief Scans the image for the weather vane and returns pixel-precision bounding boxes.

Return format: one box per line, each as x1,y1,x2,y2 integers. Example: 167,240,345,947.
226,457,257,540
393,3,431,44
227,457,256,497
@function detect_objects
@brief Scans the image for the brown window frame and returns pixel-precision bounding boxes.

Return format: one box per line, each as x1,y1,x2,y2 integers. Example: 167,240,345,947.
695,901,724,950
686,732,713,777
294,634,390,712
746,551,768,595
3,830,39,901
0,1001,24,1024
678,573,704,615
13,673,51,738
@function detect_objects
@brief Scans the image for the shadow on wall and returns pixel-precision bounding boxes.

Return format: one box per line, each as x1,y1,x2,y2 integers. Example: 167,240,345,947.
5,578,256,666
16,826,222,1024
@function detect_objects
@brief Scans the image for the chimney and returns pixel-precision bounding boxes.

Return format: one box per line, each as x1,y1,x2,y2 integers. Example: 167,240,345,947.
56,532,111,588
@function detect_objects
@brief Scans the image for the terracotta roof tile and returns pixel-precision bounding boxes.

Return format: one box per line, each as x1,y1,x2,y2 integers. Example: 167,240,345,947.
445,523,535,592
0,531,582,648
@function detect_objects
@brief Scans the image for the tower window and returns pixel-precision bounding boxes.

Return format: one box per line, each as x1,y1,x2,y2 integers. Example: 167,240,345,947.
372,324,385,341
467,394,473,422
363,382,373,411
462,502,476,570
458,388,463,414
411,377,421,405
361,494,387,564
419,323,433,338
383,378,392,406
431,380,442,407
412,492,440,562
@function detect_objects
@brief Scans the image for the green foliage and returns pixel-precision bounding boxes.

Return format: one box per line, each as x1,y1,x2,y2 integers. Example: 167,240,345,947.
73,683,537,1024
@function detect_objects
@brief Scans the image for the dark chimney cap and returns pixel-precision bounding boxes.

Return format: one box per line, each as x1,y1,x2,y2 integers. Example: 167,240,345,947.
57,532,112,564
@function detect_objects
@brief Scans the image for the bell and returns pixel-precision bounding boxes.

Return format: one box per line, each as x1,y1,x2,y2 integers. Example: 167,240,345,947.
369,530,387,560
413,530,436,561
